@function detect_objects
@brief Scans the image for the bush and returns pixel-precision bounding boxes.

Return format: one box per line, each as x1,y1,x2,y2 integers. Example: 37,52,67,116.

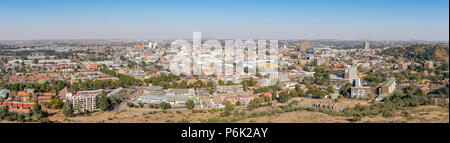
352,115,361,121
209,109,216,114
186,100,195,109
382,111,394,118
126,102,134,108
224,101,234,111
220,110,232,117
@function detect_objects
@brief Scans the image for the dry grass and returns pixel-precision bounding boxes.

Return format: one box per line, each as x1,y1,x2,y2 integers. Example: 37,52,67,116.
238,105,449,123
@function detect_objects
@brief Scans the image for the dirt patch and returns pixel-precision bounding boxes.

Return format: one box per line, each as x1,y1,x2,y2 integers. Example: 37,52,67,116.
48,109,219,123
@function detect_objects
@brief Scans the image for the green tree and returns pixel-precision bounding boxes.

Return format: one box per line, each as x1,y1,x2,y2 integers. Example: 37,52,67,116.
308,88,327,99
224,101,234,111
277,91,290,103
226,80,235,86
160,102,171,111
235,101,242,106
186,100,195,109
340,83,352,97
32,104,48,120
295,84,303,94
327,86,335,94
0,106,8,119
97,91,111,111
32,104,42,116
218,80,225,86
62,102,73,117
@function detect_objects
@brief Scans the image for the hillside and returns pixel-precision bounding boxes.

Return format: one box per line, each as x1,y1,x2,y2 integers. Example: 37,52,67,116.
380,44,449,63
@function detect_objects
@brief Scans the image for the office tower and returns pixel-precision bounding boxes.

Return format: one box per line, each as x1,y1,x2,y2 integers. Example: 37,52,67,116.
345,65,358,81
364,42,370,50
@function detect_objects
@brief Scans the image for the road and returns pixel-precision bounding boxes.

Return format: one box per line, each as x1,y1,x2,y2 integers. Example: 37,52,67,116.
110,86,142,112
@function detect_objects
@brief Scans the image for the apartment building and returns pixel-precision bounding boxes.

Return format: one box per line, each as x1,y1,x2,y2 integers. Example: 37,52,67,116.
68,90,102,112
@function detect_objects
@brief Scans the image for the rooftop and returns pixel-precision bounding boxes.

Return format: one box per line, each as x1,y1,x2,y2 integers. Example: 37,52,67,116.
144,86,163,92
0,89,10,95
381,78,396,87
376,94,390,101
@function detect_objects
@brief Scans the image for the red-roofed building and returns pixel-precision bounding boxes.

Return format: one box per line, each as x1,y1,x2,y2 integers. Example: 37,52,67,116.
1,102,35,109
17,91,28,96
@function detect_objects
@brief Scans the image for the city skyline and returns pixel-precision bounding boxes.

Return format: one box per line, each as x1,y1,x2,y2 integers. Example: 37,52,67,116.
0,0,448,41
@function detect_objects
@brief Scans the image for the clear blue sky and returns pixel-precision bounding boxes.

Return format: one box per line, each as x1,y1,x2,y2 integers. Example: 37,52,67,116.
0,0,448,40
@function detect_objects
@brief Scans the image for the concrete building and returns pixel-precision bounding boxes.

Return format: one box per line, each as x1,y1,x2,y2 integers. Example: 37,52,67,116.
136,94,194,108
58,87,73,101
0,89,10,99
398,61,409,70
68,90,102,112
166,88,195,97
136,95,166,105
351,78,371,100
364,42,370,50
316,57,326,66
216,85,244,94
425,61,433,70
379,78,396,94
345,65,358,81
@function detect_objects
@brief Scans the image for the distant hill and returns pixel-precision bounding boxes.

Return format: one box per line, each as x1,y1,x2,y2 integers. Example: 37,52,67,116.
380,44,449,63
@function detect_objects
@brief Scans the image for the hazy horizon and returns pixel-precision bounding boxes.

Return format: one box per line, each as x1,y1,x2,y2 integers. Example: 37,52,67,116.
0,0,448,41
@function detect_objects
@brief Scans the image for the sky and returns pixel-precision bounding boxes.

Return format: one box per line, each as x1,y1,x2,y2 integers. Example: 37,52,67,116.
0,0,448,41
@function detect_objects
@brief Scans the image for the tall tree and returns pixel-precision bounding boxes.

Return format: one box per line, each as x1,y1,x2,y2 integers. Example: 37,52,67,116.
97,91,110,111
62,101,73,117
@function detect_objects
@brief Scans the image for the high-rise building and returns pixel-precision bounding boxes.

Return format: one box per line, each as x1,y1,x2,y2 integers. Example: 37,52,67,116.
345,65,358,81
68,90,102,112
299,40,310,52
364,42,370,50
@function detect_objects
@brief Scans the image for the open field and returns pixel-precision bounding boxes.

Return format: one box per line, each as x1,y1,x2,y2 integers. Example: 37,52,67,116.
41,105,448,123
2,96,447,123
238,105,449,123
47,109,219,123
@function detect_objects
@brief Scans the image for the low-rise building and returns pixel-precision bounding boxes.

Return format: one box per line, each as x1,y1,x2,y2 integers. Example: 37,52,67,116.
375,94,390,102
351,78,372,100
216,85,244,94
219,91,257,105
379,78,396,94
424,61,433,70
58,87,73,101
0,89,10,99
329,93,340,100
136,94,195,108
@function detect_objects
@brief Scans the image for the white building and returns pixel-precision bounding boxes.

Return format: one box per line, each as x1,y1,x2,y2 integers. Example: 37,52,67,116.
345,65,358,81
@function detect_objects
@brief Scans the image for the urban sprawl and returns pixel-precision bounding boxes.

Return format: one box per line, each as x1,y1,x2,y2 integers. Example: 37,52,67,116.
0,39,448,123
